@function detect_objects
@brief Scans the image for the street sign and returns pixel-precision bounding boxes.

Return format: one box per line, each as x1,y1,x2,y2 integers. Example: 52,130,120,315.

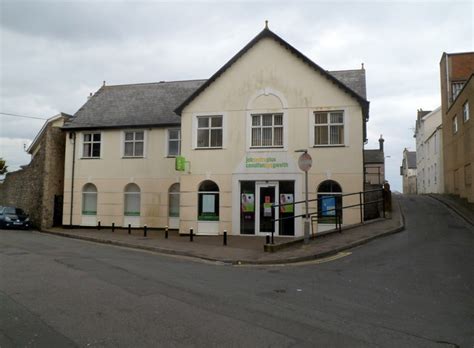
298,152,312,172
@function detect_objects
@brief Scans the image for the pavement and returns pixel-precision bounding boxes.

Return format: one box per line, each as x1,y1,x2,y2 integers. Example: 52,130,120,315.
42,195,406,265
428,193,474,226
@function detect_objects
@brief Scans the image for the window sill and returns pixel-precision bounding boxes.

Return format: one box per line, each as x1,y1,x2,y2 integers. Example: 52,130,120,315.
80,157,101,160
313,145,346,148
166,155,179,158
194,147,223,150
249,146,284,149
122,156,145,159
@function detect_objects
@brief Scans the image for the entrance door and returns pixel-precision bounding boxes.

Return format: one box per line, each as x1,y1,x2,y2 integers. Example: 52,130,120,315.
256,182,278,235
53,195,63,227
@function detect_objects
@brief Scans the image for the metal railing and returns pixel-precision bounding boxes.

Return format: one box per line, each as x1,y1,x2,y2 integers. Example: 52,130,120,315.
272,188,386,237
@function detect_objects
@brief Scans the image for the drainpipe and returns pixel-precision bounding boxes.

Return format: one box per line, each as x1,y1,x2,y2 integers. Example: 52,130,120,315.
69,132,76,227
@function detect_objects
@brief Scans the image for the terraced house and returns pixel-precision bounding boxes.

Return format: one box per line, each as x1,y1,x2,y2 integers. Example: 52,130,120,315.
62,26,370,236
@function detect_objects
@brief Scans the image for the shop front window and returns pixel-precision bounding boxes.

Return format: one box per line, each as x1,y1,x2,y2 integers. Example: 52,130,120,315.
317,180,342,224
198,180,219,221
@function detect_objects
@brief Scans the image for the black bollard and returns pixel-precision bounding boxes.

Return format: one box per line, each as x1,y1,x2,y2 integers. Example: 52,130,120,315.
144,225,147,237
190,228,193,242
223,230,227,246
165,226,168,239
266,234,270,244
271,231,274,244
128,224,131,235
112,222,115,232
98,221,101,230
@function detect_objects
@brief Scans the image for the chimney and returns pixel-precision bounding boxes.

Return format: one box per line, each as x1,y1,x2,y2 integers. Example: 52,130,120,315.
87,92,93,100
379,134,384,152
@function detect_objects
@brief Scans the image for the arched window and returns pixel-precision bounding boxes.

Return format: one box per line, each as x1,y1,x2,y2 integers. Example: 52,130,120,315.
82,183,97,215
124,183,141,216
198,180,219,221
317,180,342,223
168,183,180,217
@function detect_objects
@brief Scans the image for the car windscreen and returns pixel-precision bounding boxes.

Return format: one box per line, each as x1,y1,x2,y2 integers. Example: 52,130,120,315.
4,207,24,215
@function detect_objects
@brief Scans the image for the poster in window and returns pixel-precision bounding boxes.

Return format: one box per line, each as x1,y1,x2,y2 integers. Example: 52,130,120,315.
202,194,215,213
263,202,272,217
322,196,336,216
241,193,255,212
279,194,294,213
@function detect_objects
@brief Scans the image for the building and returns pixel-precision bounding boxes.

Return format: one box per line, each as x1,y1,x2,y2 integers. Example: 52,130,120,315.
400,149,417,194
414,107,443,194
440,52,474,202
364,135,385,186
62,25,370,236
0,113,72,229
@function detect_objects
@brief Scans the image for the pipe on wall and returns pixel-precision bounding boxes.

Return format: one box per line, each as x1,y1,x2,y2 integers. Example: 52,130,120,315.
69,132,76,227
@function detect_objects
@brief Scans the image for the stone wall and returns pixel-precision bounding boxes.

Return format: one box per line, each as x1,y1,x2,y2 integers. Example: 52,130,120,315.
364,183,383,220
0,116,68,229
0,146,45,228
41,126,67,228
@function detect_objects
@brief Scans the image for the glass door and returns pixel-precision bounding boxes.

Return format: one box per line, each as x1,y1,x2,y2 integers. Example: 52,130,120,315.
256,182,279,235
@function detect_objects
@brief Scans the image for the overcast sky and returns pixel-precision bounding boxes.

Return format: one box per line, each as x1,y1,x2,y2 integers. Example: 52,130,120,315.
0,0,472,191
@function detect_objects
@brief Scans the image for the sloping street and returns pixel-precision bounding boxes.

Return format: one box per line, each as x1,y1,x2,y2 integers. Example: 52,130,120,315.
1,195,473,347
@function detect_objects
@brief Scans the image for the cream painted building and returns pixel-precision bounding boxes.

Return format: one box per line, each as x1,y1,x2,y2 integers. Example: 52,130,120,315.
414,107,444,194
62,26,370,237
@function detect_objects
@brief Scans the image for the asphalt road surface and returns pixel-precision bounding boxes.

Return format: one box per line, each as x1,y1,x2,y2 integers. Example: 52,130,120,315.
1,195,473,347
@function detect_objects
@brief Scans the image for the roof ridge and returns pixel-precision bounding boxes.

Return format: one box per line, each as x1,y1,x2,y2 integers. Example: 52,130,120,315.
329,68,365,73
104,79,208,88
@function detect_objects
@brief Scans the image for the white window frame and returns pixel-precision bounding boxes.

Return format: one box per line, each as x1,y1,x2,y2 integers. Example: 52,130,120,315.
311,110,346,147
81,132,102,158
453,115,458,134
124,183,141,216
192,113,226,149
167,128,181,157
463,101,470,123
250,113,284,148
122,130,146,158
82,183,98,215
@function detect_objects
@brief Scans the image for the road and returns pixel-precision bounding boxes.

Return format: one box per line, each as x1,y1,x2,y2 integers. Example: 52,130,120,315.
1,195,473,347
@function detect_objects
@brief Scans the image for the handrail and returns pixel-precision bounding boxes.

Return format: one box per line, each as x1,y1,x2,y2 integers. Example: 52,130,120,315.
272,188,386,225
272,188,383,208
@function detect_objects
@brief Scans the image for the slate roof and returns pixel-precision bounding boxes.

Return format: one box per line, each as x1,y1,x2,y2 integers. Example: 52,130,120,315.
329,69,366,99
64,80,206,130
364,149,384,164
406,151,417,169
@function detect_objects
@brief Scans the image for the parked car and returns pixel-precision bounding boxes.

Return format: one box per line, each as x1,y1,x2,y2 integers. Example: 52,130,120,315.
0,206,30,229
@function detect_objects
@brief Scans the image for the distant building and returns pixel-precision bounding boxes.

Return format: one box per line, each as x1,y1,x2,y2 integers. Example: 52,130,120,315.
400,149,417,194
440,52,474,202
364,135,385,186
414,107,443,194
